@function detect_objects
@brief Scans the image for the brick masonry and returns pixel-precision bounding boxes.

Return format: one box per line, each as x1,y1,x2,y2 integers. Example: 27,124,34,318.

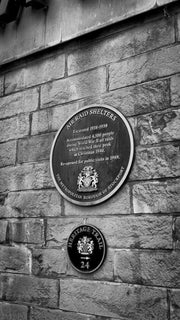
0,4,180,320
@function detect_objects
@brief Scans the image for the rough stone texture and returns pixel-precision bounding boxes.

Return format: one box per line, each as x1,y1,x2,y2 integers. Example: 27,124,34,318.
177,12,180,41
0,302,28,320
9,219,44,244
41,68,106,108
47,216,172,249
131,144,180,180
135,108,180,145
0,162,53,192
64,185,131,215
0,114,29,143
0,88,39,119
0,245,31,274
170,290,180,320
81,79,170,117
17,134,55,163
5,54,65,94
30,307,95,320
0,141,17,168
171,74,180,107
0,221,8,243
133,179,180,214
0,77,4,96
173,217,180,249
1,274,58,308
68,18,174,75
0,190,62,218
109,45,180,90
114,249,180,288
31,102,80,135
32,248,67,277
60,279,167,319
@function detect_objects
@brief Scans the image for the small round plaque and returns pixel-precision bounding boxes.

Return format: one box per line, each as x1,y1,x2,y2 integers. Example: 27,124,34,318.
50,104,134,206
67,224,106,273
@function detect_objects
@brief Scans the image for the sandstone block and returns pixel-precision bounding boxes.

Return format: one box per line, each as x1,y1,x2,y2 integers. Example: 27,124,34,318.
64,184,131,216
170,289,180,320
30,307,95,320
41,68,106,108
60,279,167,319
0,162,53,193
0,114,29,143
47,216,172,249
114,249,180,288
0,141,16,168
31,102,80,135
0,245,31,274
17,133,55,163
0,190,62,218
131,144,180,180
109,45,180,90
0,221,8,243
0,88,38,120
133,179,180,214
135,108,180,145
1,274,58,308
68,18,174,75
32,248,67,277
0,302,28,320
171,74,180,107
173,217,180,249
5,54,65,94
9,219,44,244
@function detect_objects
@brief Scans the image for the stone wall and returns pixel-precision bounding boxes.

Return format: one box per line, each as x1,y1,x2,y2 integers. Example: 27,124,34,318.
0,4,180,320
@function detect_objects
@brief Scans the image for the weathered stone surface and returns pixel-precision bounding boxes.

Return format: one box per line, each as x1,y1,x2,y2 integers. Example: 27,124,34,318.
0,221,8,243
1,274,58,308
170,289,180,320
17,134,55,163
0,190,62,218
81,79,170,117
0,302,28,320
177,12,180,41
64,185,131,215
41,68,106,108
109,45,180,90
173,217,180,249
0,141,16,168
0,77,4,96
60,279,167,319
67,248,114,281
131,144,180,180
114,250,180,288
0,114,29,143
32,248,67,277
30,307,95,320
171,74,180,107
133,179,180,214
135,108,180,145
5,54,65,94
47,216,172,249
31,102,80,135
9,219,44,244
0,245,31,274
0,88,39,119
0,162,53,192
68,18,174,75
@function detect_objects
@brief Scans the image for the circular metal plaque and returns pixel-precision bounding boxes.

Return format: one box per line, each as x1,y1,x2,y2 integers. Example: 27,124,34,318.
67,224,106,273
50,104,134,206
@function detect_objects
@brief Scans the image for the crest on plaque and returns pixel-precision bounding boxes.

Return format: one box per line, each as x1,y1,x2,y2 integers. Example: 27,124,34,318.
77,236,94,255
77,166,98,192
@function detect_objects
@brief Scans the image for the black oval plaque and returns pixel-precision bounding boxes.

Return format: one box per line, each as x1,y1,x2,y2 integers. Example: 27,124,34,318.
67,224,106,273
50,104,134,206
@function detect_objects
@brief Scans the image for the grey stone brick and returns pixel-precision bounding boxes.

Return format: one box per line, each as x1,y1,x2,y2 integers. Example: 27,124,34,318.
0,302,28,320
109,45,180,90
60,279,167,319
9,219,44,244
30,307,95,320
171,74,180,107
0,245,31,274
173,217,180,249
0,141,17,168
0,221,8,243
170,289,180,320
0,114,29,143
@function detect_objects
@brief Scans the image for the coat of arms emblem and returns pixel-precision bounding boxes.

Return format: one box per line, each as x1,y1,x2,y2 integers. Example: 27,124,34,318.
77,166,98,192
77,236,94,255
